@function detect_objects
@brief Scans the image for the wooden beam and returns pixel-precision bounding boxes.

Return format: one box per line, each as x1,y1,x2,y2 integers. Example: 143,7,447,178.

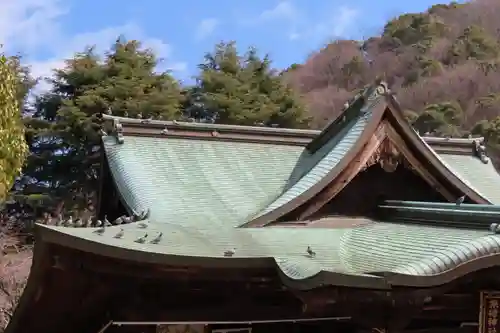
423,294,478,309
111,302,306,322
416,308,479,321
54,246,279,283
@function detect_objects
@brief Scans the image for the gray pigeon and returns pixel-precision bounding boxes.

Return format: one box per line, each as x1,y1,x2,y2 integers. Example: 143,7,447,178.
104,215,112,226
114,228,125,239
307,246,316,258
113,217,123,225
490,223,499,234
456,195,466,206
150,232,163,244
93,226,105,235
135,233,148,243
224,248,236,257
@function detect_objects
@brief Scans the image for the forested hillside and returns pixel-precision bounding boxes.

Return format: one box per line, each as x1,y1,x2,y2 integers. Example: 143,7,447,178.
288,0,500,141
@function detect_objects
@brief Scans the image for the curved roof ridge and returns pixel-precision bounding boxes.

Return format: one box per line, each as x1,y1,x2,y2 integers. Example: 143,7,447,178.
382,200,498,210
380,205,500,216
102,114,319,136
422,136,485,145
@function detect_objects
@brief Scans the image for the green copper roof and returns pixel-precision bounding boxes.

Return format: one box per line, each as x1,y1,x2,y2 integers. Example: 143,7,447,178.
103,136,304,228
438,153,500,204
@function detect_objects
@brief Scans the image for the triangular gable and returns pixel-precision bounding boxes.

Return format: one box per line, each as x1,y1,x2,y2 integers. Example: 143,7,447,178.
241,82,491,228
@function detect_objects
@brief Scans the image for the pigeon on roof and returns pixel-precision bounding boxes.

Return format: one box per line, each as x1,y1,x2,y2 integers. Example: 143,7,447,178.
456,195,466,206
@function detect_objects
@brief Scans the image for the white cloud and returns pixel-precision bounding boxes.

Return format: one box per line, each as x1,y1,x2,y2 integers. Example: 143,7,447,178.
195,18,219,41
1,0,186,95
259,2,298,21
237,1,299,27
0,0,67,53
288,6,359,41
243,2,358,42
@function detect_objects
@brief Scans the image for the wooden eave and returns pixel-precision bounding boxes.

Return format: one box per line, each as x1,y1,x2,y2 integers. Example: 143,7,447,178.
242,94,490,228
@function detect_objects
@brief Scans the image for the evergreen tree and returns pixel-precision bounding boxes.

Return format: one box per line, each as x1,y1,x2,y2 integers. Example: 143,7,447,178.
191,41,310,128
24,38,183,212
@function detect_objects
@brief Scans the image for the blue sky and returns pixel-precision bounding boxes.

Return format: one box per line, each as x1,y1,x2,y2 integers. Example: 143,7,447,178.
2,0,453,87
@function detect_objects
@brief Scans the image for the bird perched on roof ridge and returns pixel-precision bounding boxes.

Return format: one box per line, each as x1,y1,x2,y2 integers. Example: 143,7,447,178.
224,248,236,257
150,232,163,244
64,216,73,227
122,215,133,224
307,246,316,258
74,218,83,228
94,226,106,235
104,215,111,226
490,223,500,234
135,233,148,243
138,209,150,220
114,228,125,239
456,195,466,206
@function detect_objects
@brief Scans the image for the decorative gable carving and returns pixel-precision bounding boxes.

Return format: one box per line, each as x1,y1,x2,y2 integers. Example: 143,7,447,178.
364,138,401,173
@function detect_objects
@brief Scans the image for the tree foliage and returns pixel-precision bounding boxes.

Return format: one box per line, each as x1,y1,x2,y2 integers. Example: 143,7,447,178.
24,39,183,213
189,42,310,128
0,53,28,202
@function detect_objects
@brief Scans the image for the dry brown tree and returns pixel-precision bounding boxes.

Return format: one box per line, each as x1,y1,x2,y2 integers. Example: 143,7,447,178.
0,226,32,332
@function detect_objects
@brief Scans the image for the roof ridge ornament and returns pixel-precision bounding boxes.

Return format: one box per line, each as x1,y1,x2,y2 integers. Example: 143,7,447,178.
112,119,125,144
360,82,388,115
473,138,489,164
